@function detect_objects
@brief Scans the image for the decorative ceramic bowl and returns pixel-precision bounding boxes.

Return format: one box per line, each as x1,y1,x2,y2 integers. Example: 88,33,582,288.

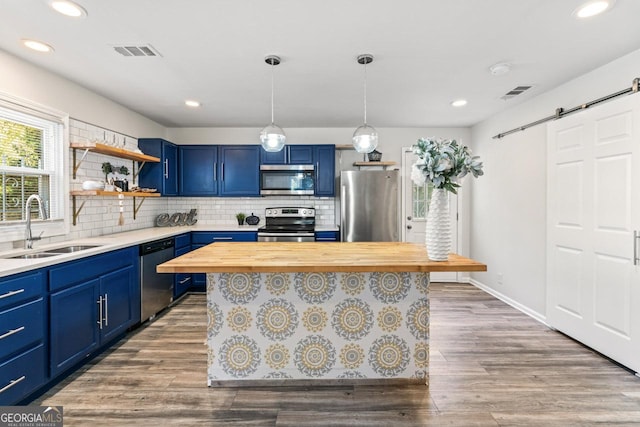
82,180,105,190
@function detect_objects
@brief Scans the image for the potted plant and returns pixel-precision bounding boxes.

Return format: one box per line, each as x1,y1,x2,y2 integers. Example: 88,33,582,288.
101,162,113,182
411,137,483,261
235,213,246,226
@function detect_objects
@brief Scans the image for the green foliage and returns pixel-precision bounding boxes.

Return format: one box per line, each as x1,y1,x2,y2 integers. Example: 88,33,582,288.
411,137,483,194
0,119,44,220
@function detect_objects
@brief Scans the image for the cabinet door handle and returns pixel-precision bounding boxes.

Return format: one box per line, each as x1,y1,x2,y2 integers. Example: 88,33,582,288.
179,277,191,284
164,159,169,179
221,162,225,180
97,296,103,330
0,289,24,300
104,294,109,326
213,237,233,241
213,163,217,181
0,376,26,395
104,293,109,327
0,326,25,340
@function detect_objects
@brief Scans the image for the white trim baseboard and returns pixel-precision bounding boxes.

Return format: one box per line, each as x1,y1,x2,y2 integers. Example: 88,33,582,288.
467,277,549,327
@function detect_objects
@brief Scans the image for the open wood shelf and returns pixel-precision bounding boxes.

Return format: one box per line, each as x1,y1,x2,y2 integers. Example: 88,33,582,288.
71,141,160,180
70,190,160,197
70,190,160,225
70,141,160,163
353,161,397,168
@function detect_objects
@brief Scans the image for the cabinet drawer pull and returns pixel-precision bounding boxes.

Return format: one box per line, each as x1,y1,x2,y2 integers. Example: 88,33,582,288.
179,277,191,284
315,238,336,241
212,237,233,241
0,375,26,394
0,289,25,300
0,326,25,340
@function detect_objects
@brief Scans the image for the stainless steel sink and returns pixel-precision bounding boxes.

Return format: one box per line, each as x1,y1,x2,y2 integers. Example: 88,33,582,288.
45,245,102,253
9,252,59,259
3,244,102,259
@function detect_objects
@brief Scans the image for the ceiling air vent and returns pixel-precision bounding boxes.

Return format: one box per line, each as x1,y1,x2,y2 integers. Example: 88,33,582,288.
112,44,161,57
501,85,533,101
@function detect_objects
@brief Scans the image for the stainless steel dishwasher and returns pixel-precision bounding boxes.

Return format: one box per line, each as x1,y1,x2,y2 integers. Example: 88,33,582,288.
139,237,175,322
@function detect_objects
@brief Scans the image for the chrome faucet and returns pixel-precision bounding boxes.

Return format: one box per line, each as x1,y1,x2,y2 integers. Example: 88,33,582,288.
25,194,47,249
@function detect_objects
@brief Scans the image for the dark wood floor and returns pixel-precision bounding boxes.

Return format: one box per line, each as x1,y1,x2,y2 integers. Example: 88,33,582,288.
33,283,640,426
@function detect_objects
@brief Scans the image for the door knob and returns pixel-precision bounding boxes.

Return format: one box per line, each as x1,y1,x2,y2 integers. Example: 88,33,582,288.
407,225,412,229
407,216,412,220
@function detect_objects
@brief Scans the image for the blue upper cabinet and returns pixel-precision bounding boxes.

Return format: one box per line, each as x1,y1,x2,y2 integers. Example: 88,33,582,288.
260,145,314,165
314,145,336,197
137,138,179,196
219,145,260,196
179,145,219,196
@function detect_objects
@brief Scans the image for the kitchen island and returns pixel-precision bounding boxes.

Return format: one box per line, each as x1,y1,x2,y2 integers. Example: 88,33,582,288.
158,242,486,386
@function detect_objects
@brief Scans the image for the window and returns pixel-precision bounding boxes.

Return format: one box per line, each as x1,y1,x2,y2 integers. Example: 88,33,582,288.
412,181,432,220
0,93,68,242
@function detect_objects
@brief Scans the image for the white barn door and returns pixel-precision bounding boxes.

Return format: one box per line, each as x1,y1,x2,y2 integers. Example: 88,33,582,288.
547,94,640,373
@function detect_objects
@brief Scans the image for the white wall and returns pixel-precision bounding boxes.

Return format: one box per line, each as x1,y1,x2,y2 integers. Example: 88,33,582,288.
469,48,640,320
0,50,169,251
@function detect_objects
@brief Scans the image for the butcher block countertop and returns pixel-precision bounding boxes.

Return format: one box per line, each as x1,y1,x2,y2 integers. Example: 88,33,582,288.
157,242,487,273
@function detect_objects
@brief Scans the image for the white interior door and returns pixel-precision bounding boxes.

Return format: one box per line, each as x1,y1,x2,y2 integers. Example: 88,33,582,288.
402,148,458,282
547,94,640,373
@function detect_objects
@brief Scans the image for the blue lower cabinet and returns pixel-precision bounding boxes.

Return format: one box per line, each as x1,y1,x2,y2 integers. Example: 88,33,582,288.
50,279,100,378
49,247,136,379
315,231,340,242
0,299,45,362
100,266,136,343
0,269,47,405
0,344,46,405
174,246,192,298
190,231,258,291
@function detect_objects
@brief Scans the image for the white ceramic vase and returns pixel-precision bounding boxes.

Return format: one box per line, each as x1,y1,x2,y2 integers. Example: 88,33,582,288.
425,188,451,261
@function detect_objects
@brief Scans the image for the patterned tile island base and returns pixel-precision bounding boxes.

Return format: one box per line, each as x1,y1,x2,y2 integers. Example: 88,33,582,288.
206,271,429,385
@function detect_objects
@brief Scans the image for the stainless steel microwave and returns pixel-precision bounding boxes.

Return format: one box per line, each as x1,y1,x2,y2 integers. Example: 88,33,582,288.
260,164,315,195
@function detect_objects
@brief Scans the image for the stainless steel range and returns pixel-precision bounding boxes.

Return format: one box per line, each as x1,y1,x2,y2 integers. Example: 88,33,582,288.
257,207,315,242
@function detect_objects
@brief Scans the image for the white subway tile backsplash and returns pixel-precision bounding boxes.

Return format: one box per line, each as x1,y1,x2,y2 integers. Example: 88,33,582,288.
2,119,337,248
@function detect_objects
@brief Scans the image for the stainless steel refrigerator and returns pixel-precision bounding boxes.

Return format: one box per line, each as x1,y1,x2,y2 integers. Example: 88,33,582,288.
340,170,400,242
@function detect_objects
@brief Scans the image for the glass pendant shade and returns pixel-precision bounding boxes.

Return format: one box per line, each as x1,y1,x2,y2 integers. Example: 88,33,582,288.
260,55,285,152
352,54,378,154
352,124,379,154
260,123,286,152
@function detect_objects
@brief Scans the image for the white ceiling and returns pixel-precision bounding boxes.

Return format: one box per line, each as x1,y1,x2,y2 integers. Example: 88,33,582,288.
1,0,639,129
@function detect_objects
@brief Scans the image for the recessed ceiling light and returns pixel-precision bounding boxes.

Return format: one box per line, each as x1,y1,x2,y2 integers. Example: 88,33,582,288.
22,39,54,53
185,100,201,108
50,0,87,18
489,62,511,76
573,0,614,18
451,99,468,107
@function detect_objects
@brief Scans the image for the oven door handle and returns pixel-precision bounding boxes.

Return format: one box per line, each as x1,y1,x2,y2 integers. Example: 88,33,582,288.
258,232,315,237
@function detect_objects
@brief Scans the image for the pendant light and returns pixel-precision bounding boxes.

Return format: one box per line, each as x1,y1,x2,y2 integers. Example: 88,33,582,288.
352,54,378,154
260,55,286,152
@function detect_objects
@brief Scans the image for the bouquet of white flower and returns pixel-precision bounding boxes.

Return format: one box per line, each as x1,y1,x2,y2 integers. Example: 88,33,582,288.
411,137,483,194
